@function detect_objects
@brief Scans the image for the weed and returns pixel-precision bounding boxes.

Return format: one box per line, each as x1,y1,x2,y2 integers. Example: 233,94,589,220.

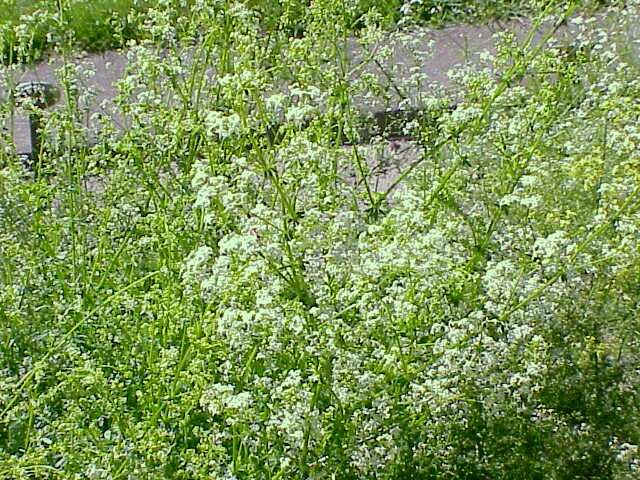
1,0,640,478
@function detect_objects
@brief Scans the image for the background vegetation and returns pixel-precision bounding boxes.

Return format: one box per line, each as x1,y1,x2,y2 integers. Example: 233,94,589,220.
1,0,609,64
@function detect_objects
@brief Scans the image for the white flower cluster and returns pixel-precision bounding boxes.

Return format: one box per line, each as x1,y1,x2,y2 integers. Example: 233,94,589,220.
4,0,640,477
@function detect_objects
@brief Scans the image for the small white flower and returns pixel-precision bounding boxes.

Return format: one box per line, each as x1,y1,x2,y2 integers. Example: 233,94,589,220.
206,111,242,139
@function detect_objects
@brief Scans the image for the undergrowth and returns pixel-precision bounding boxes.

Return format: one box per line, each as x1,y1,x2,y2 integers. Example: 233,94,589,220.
0,0,639,478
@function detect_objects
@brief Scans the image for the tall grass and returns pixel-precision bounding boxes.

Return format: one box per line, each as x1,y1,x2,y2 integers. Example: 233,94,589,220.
1,0,167,64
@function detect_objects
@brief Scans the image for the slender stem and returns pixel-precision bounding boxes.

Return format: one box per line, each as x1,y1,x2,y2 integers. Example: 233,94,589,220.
27,113,40,171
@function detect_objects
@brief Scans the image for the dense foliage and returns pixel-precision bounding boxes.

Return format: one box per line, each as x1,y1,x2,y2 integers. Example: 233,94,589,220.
1,0,639,478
